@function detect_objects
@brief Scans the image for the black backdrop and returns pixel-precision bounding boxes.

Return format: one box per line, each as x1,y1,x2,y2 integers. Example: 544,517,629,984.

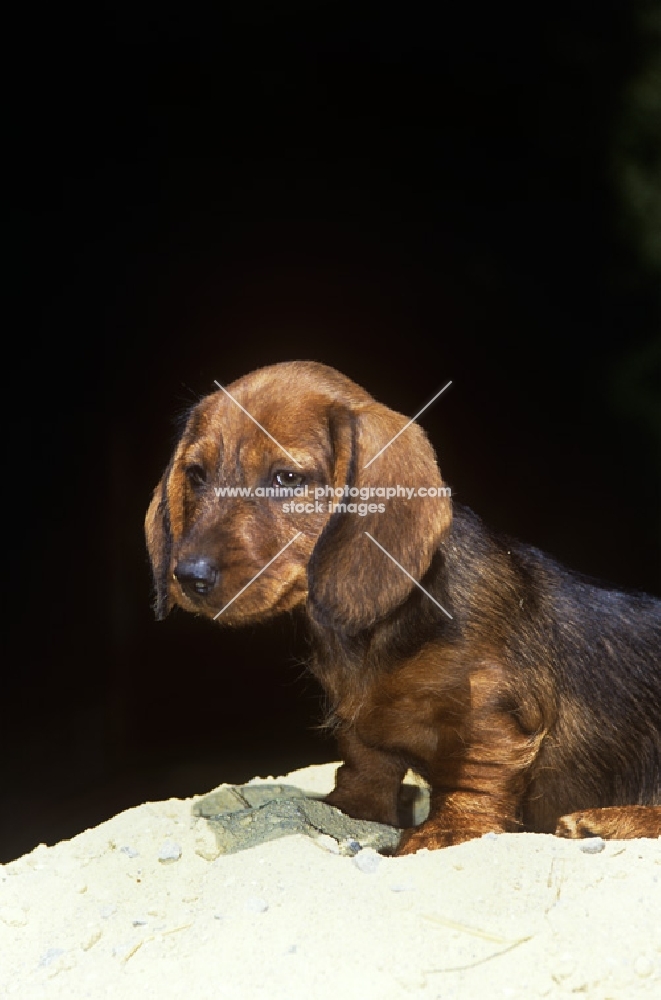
4,1,660,861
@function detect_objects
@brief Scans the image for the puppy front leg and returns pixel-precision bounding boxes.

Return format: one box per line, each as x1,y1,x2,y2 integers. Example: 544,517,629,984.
396,787,520,853
396,727,533,853
325,726,408,828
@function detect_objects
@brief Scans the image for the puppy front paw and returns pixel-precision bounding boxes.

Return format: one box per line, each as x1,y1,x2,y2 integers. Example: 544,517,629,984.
395,825,482,854
323,788,400,828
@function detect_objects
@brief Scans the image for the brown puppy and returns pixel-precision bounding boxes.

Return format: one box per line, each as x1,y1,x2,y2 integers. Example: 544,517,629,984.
146,361,661,851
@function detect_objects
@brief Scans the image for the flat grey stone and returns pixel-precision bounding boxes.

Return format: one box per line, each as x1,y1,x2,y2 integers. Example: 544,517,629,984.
192,782,429,856
192,784,308,818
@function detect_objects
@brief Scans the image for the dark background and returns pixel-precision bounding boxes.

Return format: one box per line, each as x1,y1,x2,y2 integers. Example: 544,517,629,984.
4,1,660,862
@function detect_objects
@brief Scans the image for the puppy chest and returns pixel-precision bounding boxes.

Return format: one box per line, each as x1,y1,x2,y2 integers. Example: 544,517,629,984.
355,690,450,762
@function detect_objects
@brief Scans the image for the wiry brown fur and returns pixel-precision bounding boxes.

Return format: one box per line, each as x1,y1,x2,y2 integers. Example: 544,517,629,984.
146,361,661,851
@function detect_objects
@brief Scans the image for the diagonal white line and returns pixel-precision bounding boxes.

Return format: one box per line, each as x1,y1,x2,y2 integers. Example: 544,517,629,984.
213,532,303,619
364,531,453,619
363,381,452,469
213,380,303,468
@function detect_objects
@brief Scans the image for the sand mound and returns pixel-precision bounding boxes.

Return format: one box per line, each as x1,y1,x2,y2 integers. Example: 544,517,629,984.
1,763,659,999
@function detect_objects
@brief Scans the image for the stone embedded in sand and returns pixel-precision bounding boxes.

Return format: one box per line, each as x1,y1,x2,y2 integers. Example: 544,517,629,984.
193,782,401,856
352,849,382,874
157,840,182,863
579,837,606,854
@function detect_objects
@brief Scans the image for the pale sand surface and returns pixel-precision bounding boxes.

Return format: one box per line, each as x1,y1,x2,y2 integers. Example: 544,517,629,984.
1,762,660,999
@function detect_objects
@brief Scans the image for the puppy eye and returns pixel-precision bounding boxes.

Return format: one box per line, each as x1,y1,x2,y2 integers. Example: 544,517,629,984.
185,464,207,488
272,470,305,489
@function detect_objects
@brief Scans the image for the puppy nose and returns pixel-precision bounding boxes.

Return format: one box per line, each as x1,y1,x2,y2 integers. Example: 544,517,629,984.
174,557,219,597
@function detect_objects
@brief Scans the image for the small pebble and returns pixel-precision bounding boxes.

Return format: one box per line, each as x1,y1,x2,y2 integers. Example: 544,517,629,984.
120,845,140,859
244,896,269,913
194,825,221,862
634,956,653,978
352,848,382,874
390,879,416,892
579,837,605,854
341,838,362,856
38,947,65,968
158,840,182,863
314,834,340,854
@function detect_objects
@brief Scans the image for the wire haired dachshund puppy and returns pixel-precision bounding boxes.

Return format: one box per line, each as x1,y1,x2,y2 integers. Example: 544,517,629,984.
146,361,661,852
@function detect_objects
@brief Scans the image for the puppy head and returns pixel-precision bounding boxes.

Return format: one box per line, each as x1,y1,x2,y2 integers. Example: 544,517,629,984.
145,361,451,631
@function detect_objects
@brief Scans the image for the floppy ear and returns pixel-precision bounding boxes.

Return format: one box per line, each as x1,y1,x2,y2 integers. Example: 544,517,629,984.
307,402,451,632
145,463,174,621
